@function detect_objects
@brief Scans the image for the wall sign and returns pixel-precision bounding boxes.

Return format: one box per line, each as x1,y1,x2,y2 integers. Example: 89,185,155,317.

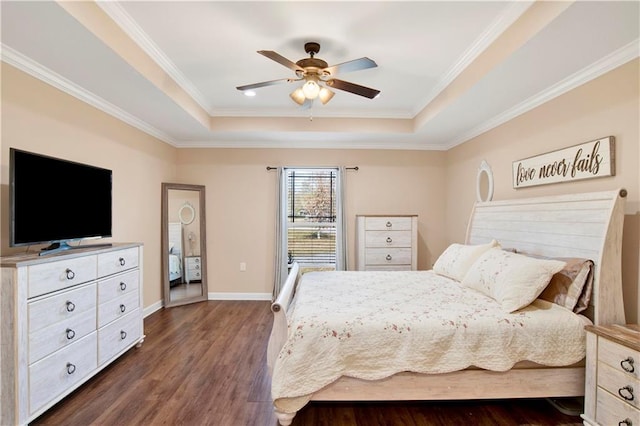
512,136,615,189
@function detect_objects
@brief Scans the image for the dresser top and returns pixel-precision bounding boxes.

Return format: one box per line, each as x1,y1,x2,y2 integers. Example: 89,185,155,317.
0,242,142,267
585,324,640,351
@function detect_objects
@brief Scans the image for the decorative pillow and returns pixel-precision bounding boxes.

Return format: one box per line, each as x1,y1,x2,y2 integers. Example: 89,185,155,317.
433,239,499,282
534,257,594,313
461,248,566,313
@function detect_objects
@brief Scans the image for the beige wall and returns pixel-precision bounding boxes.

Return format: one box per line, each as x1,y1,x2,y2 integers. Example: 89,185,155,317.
445,59,640,323
175,148,447,295
0,63,177,309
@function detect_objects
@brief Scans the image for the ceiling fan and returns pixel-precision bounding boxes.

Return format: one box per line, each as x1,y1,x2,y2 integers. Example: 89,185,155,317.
236,42,380,107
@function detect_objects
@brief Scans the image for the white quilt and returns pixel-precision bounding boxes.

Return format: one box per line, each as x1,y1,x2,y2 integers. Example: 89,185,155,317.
272,270,591,413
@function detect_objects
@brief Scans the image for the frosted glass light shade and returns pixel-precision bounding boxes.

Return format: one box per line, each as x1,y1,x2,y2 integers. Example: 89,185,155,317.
302,80,320,99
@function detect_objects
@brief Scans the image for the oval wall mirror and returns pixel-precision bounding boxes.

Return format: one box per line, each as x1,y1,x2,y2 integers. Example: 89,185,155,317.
476,160,494,202
161,183,208,308
179,203,196,225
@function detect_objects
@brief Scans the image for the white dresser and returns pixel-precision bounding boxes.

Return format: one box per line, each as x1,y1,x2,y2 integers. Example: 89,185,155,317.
355,215,418,271
582,324,640,426
0,243,144,425
184,256,201,284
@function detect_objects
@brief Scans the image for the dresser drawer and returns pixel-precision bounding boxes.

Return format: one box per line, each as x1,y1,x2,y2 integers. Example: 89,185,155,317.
28,283,96,334
365,230,412,248
599,338,640,380
98,309,142,365
29,307,95,365
97,269,139,304
365,217,413,231
97,247,139,277
28,255,97,298
29,332,97,415
365,248,412,265
598,362,640,410
596,386,640,426
97,290,139,328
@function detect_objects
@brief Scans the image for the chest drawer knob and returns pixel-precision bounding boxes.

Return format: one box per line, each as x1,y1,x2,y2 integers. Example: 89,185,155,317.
119,257,126,266
619,419,632,426
65,301,76,312
120,330,127,340
621,356,635,373
385,254,392,261
120,304,126,313
386,221,392,228
65,328,76,340
386,237,393,243
120,282,127,291
65,268,75,280
618,385,634,401
66,362,76,375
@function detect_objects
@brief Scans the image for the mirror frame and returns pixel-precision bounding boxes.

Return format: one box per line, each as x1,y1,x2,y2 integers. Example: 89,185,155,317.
476,160,494,202
161,182,208,307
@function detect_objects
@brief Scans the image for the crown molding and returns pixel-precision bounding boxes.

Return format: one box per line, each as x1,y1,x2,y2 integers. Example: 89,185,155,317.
1,44,178,146
97,2,213,115
413,1,534,116
444,39,640,150
175,139,446,151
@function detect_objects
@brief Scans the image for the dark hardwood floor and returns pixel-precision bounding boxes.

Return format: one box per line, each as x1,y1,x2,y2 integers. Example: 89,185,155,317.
32,301,583,426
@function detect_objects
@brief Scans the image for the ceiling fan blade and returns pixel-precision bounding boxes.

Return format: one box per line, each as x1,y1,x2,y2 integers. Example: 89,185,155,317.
326,79,380,99
236,78,293,91
323,57,377,76
258,50,305,72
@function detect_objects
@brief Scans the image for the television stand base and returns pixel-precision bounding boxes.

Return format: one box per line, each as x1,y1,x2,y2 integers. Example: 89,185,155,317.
39,242,113,256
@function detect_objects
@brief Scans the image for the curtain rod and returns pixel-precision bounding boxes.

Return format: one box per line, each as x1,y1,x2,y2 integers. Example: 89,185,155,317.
266,166,359,171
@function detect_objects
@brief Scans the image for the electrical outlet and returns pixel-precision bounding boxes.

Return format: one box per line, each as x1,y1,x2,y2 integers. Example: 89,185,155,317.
240,262,247,272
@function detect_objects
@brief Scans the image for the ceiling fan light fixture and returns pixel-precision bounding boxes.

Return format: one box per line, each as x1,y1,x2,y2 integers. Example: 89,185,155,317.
290,88,306,105
302,79,320,99
319,87,334,105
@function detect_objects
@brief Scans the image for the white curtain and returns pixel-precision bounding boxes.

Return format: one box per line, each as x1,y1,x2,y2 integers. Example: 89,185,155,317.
272,167,289,301
335,166,348,270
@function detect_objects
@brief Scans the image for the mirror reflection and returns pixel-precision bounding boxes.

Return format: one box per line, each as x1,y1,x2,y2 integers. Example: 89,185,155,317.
162,183,208,307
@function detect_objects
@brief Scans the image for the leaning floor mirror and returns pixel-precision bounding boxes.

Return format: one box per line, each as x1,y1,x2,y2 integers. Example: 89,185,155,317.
161,183,208,307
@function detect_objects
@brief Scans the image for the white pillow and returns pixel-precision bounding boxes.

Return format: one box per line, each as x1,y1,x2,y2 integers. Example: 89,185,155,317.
461,248,566,313
433,239,499,282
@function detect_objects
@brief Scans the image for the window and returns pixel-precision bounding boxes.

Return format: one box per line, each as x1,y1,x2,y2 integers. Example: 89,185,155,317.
286,168,337,270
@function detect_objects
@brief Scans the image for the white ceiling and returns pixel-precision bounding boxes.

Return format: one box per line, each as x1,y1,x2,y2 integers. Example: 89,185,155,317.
1,1,638,150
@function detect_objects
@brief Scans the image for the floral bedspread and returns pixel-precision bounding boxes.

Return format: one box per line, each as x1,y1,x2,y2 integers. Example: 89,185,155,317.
272,270,590,413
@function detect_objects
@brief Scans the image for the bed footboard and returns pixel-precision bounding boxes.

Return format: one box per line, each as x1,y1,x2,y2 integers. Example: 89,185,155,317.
267,262,300,375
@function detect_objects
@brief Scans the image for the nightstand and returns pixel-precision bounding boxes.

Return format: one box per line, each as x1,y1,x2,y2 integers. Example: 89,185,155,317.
582,324,640,426
184,256,202,284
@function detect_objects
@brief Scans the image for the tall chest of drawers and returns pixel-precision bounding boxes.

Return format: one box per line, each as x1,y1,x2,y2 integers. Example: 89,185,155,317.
0,243,144,425
356,215,418,271
582,324,640,426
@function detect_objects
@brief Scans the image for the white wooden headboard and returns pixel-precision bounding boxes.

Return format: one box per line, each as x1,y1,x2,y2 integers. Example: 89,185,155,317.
465,189,627,326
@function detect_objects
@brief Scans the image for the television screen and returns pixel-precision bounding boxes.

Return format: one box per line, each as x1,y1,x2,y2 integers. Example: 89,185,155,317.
10,148,112,249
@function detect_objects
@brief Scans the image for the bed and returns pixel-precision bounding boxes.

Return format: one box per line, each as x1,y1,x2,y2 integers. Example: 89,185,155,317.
267,189,627,426
168,222,183,286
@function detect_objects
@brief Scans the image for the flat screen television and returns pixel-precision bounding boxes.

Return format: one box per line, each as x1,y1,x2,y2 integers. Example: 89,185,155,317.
10,148,113,255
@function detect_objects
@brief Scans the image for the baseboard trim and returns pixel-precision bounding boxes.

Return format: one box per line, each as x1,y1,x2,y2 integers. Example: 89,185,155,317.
143,300,164,318
208,292,272,301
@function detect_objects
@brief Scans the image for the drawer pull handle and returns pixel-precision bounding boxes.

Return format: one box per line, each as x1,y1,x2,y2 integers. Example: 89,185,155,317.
386,254,392,261
120,330,127,340
66,362,76,375
619,418,632,426
386,221,392,228
120,304,126,313
618,385,634,401
120,282,127,291
119,257,126,266
66,301,76,312
65,328,76,340
386,237,392,243
621,357,635,373
65,268,75,280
